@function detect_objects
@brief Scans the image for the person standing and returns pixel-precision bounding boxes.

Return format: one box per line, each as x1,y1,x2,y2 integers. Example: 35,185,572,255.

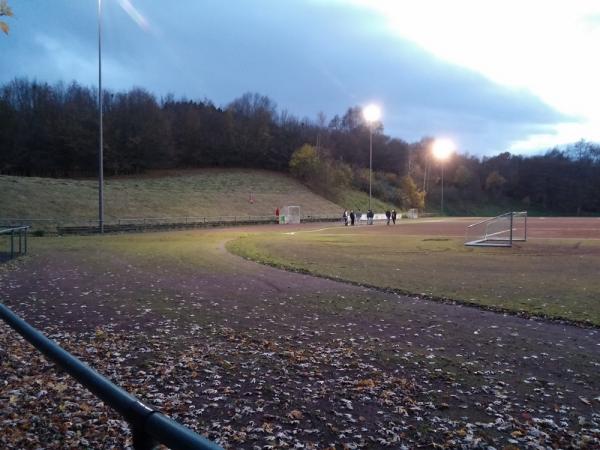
275,207,280,224
385,209,391,225
367,209,373,225
350,210,355,226
343,210,348,226
391,209,397,224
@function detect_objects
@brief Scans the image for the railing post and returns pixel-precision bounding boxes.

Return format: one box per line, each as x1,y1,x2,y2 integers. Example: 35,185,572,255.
10,229,14,258
510,212,514,246
24,228,28,255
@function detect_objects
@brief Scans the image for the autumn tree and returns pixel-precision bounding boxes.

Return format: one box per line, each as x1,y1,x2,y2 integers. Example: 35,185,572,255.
0,0,13,35
485,170,507,197
399,175,425,209
453,164,473,189
289,144,320,182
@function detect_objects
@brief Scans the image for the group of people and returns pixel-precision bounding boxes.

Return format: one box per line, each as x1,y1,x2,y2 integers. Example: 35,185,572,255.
342,209,360,226
342,209,397,226
385,209,397,225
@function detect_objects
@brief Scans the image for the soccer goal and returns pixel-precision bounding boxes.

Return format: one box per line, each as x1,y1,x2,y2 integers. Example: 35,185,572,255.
280,206,301,224
465,211,527,247
407,208,418,219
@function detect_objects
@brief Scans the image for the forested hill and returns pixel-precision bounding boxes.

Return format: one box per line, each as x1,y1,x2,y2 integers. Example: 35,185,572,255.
0,79,408,177
1,79,600,215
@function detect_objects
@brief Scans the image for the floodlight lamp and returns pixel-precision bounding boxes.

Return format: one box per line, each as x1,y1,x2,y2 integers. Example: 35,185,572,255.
432,138,455,161
363,104,382,123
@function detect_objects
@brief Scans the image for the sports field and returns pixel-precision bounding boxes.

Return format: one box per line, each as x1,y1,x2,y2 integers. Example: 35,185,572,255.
229,217,600,325
1,218,599,448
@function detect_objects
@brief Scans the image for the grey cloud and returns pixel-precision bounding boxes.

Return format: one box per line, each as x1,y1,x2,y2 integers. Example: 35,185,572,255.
0,0,572,155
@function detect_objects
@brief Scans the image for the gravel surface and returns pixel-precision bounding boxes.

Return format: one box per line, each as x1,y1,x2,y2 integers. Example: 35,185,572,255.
1,226,599,449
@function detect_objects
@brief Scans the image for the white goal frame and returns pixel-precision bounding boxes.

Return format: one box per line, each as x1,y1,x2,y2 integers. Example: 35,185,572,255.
465,211,527,247
280,206,301,224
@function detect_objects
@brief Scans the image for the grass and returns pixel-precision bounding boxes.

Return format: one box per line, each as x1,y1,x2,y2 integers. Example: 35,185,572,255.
227,228,600,326
332,188,398,214
19,229,399,322
0,169,347,223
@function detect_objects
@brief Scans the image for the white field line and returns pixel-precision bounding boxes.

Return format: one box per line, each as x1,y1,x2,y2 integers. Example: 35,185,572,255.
282,225,345,235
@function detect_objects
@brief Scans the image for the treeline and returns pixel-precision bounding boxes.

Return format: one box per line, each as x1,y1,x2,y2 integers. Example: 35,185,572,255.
1,78,600,215
0,79,409,177
289,144,424,210
407,139,600,215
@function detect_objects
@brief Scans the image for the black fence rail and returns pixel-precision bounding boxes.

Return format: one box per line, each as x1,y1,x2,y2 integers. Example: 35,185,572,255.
0,303,222,450
0,214,341,235
0,226,29,261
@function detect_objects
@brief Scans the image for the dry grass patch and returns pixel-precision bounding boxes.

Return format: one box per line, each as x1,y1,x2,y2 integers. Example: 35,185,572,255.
228,230,600,325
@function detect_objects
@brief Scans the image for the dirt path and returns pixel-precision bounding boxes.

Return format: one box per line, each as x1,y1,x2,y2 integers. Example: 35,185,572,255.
1,226,599,449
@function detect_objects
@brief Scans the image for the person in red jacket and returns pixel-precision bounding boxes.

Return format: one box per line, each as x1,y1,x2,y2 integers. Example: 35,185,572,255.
275,207,280,223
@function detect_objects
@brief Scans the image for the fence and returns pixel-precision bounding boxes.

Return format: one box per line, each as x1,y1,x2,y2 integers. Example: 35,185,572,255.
0,214,341,235
0,226,30,260
0,303,222,450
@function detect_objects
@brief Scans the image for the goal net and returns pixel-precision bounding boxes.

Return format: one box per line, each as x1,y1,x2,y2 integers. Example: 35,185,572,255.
407,208,418,219
465,211,527,247
280,206,301,224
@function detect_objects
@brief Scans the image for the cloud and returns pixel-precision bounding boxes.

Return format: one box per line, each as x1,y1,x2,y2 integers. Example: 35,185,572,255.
344,0,599,149
0,0,577,155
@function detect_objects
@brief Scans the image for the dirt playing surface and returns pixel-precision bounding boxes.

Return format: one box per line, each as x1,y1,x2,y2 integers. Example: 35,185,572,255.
1,220,599,448
338,216,600,239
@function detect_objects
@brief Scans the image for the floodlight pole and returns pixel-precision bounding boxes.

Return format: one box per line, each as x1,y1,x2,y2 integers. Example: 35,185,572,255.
98,0,104,234
369,124,373,211
440,160,444,215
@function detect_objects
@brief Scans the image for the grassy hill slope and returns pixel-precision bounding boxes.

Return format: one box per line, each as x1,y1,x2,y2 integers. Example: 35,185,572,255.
0,169,394,223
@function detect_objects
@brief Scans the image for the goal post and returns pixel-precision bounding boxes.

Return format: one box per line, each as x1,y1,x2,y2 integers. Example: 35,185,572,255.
280,206,300,224
465,211,527,247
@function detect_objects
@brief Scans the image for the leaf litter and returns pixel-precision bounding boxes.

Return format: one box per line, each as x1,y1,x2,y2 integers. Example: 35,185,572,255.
2,318,599,449
1,241,599,448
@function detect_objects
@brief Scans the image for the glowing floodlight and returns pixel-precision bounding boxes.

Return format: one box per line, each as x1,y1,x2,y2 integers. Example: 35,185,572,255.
432,138,455,160
362,104,382,123
431,137,456,215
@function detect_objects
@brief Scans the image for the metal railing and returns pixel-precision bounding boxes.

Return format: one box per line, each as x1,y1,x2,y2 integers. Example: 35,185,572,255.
0,214,341,234
0,226,30,259
0,303,222,450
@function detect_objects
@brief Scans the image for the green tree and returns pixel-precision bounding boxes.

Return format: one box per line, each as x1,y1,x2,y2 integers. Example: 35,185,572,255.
399,175,425,209
485,170,507,197
328,160,352,189
0,0,13,35
453,164,473,189
289,144,320,182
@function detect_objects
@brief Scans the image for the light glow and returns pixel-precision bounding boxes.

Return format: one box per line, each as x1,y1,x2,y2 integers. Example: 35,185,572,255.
118,0,150,31
363,104,382,123
432,138,455,161
347,0,600,152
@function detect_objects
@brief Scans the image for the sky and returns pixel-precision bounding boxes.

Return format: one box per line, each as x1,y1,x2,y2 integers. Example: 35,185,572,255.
1,0,599,156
